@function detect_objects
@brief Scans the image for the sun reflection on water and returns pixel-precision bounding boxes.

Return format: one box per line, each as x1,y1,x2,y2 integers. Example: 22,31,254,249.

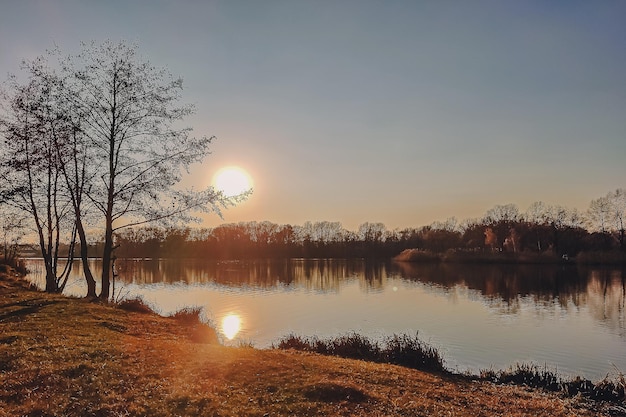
221,314,242,340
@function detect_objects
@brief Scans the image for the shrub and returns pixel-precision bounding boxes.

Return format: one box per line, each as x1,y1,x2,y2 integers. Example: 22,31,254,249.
328,333,381,362
496,363,560,391
480,363,626,403
170,306,219,344
275,332,445,373
275,334,319,352
170,306,203,325
116,297,156,314
383,333,445,373
0,258,28,275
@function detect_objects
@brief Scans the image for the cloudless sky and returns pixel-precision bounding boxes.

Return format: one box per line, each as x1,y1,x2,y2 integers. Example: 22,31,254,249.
1,1,625,230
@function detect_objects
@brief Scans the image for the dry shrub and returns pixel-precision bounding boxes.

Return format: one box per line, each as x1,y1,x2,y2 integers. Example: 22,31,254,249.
383,333,445,373
482,363,626,404
170,307,219,344
189,323,219,344
116,297,156,314
170,306,203,325
275,332,445,373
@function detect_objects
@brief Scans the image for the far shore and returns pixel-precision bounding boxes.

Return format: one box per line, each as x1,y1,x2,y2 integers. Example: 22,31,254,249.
18,249,626,265
393,248,626,265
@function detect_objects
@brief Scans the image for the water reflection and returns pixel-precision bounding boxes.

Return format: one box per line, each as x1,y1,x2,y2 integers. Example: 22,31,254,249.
114,258,385,292
221,314,242,340
27,258,625,336
25,258,625,379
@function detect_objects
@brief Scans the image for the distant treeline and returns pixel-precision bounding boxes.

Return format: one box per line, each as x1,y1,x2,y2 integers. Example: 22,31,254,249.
73,198,623,261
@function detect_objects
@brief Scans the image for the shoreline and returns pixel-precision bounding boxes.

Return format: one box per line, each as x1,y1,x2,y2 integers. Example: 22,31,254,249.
393,248,626,265
1,270,623,416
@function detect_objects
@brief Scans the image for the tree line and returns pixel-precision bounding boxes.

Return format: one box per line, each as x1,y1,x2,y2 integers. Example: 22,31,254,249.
0,41,240,298
106,193,625,260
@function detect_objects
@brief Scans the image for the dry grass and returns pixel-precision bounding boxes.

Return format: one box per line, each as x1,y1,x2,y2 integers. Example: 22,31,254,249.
0,272,615,416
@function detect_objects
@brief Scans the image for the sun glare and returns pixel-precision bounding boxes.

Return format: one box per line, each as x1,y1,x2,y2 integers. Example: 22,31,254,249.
221,314,242,340
213,166,252,197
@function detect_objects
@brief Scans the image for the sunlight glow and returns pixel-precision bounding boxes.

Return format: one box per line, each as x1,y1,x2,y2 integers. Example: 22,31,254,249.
212,166,252,197
221,314,242,340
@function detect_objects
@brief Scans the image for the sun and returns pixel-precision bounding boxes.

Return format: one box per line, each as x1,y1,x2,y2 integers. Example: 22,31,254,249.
212,166,252,197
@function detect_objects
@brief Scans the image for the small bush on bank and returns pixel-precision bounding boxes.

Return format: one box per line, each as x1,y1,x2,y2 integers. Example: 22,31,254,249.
276,334,320,352
170,306,204,325
116,297,156,314
275,332,445,373
169,306,219,344
495,363,561,391
383,333,445,373
0,258,28,275
327,333,381,362
480,364,625,404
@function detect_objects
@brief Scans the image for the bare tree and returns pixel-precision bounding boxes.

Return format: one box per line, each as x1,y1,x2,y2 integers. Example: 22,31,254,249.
57,41,238,299
483,203,520,225
607,189,626,250
2,41,244,298
358,222,387,243
525,201,550,225
587,195,612,233
0,60,76,292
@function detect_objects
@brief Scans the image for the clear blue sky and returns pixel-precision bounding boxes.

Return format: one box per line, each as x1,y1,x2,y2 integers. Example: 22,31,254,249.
2,1,625,230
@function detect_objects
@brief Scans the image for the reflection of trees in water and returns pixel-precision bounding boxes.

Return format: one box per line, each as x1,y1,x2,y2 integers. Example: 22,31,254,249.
110,259,626,330
585,269,625,336
115,258,386,293
392,262,584,303
391,262,625,328
27,257,625,330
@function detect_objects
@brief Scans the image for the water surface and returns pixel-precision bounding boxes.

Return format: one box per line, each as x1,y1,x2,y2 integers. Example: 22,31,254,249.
26,258,625,380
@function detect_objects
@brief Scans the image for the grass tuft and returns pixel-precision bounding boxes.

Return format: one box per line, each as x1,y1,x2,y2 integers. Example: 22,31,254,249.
383,333,445,372
327,333,381,362
479,363,626,403
116,297,156,314
169,306,219,344
275,332,445,373
170,306,204,325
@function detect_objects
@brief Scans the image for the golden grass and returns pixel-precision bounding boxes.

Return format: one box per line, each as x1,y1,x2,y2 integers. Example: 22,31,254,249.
0,272,608,416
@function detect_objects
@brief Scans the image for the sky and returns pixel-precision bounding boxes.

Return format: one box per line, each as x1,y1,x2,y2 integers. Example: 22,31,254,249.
1,1,625,231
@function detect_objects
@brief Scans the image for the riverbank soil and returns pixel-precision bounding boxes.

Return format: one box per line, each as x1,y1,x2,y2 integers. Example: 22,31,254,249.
0,272,609,416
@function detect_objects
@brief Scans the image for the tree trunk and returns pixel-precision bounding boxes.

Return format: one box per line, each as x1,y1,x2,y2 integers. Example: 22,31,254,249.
100,218,113,300
43,256,58,293
76,220,97,298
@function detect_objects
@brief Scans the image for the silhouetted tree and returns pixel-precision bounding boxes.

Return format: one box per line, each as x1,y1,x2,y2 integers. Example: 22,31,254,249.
0,61,76,292
58,41,238,299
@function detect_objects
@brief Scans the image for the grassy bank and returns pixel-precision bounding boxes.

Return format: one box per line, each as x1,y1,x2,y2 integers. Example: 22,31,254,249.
276,334,625,405
0,271,621,416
